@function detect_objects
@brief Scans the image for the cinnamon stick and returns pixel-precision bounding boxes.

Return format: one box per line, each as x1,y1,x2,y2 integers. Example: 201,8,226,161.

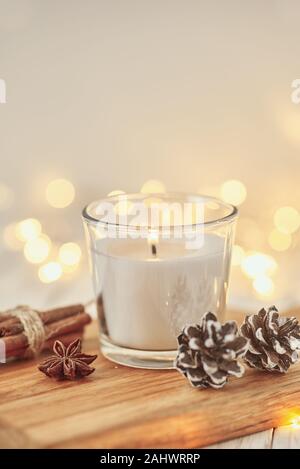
43,330,85,351
0,304,85,337
0,313,12,324
1,312,91,354
3,330,85,359
41,304,84,323
44,312,91,341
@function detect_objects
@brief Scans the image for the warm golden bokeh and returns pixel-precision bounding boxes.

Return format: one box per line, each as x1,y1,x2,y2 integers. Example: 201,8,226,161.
140,179,166,194
45,178,75,208
268,229,292,252
58,242,82,266
220,180,247,206
38,262,62,283
107,190,125,197
15,218,42,242
3,223,23,251
241,252,277,279
252,275,274,297
144,196,163,208
290,416,300,429
273,206,300,235
24,235,51,264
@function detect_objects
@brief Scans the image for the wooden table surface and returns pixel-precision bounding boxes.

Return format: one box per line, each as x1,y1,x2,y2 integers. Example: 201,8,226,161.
0,260,300,448
1,315,300,448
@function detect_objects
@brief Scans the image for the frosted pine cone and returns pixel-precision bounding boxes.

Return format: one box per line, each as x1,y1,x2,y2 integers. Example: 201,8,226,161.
175,312,248,389
241,306,300,373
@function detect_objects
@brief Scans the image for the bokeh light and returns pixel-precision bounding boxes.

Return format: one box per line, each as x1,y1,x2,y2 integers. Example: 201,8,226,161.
140,179,166,194
241,252,277,279
274,206,300,234
253,275,274,297
15,218,42,242
268,229,292,252
46,178,75,208
107,190,125,197
3,223,23,251
283,409,300,428
38,262,62,283
290,416,300,429
58,242,82,266
144,196,163,208
24,235,51,264
231,244,245,266
220,179,247,206
0,183,14,211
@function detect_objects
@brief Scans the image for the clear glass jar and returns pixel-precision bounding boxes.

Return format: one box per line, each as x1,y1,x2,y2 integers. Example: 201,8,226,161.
82,192,238,369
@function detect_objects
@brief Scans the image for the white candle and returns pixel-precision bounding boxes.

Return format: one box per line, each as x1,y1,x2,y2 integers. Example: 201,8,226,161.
92,233,230,351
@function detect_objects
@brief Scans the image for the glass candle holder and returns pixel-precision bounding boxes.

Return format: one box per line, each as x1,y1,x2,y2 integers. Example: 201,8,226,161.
82,193,238,369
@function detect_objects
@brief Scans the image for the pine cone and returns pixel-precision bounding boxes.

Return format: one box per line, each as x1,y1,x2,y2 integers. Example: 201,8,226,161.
175,312,248,389
240,306,300,373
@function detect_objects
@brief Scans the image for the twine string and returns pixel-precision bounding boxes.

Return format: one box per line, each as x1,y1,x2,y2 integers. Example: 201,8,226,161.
8,305,46,355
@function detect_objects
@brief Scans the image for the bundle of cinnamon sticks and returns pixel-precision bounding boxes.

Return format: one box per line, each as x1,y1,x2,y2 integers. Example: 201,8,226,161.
0,304,91,359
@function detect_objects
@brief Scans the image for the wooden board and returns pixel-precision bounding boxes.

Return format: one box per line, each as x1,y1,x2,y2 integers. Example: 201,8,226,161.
1,309,300,449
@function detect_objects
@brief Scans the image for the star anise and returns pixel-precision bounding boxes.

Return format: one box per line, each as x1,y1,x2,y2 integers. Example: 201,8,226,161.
38,338,97,380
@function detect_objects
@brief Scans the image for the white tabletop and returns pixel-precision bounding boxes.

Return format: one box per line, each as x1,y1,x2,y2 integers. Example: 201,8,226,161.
207,427,300,449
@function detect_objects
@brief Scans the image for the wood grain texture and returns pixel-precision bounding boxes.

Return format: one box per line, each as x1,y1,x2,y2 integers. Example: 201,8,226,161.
0,309,300,449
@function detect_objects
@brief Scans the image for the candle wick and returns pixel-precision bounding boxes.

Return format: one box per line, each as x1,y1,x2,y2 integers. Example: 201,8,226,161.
151,243,157,257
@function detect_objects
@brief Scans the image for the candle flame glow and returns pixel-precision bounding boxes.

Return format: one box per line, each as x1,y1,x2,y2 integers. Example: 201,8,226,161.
147,230,159,245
